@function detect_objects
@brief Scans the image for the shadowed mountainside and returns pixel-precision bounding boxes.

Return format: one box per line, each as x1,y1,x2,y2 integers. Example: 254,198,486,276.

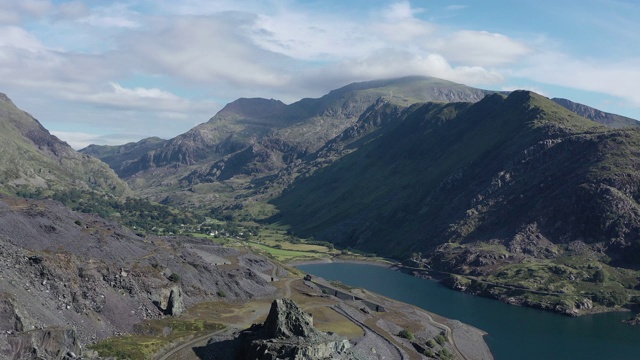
271,91,640,261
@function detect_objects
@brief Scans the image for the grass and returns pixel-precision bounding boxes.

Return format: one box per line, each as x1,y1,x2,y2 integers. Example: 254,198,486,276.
248,241,329,262
481,256,640,310
308,307,364,339
89,319,224,360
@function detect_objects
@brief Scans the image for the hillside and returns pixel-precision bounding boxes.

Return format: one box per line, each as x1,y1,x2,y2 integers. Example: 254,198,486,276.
0,93,130,196
80,136,167,178
0,195,277,358
272,91,640,257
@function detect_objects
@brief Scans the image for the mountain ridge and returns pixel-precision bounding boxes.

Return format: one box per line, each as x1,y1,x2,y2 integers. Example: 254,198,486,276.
552,97,639,128
80,76,502,207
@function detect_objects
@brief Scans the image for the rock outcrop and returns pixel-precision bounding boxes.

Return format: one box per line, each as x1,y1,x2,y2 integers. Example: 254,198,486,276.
1,328,81,360
0,294,31,333
152,285,185,317
0,294,81,359
240,299,352,360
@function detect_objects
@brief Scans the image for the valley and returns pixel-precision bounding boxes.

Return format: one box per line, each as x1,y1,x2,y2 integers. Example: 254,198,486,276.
3,75,640,359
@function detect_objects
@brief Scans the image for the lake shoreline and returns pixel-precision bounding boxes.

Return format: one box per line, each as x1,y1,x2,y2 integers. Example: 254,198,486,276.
289,256,399,268
293,256,639,321
298,262,640,360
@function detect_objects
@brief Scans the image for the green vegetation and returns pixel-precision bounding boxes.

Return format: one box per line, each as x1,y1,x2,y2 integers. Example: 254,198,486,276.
398,329,415,340
89,319,224,359
168,273,181,282
19,188,206,235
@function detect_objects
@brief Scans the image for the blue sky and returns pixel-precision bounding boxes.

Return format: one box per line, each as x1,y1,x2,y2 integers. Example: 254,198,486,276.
0,0,638,148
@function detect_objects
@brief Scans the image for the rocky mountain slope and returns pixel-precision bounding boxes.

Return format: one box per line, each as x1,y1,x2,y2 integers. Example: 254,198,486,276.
0,195,277,358
0,94,130,197
273,91,640,258
80,137,166,178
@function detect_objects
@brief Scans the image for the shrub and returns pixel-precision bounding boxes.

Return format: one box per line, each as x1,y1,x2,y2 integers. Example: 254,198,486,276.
216,290,226,298
439,348,454,359
398,329,414,340
592,269,606,283
168,273,181,282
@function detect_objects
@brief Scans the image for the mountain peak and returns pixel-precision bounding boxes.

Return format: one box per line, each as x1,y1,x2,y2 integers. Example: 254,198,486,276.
217,97,287,119
0,92,13,104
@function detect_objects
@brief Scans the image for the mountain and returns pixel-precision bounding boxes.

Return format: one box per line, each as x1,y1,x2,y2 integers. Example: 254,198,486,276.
270,91,640,313
80,136,166,177
0,93,130,196
552,97,639,128
81,76,500,206
272,91,640,259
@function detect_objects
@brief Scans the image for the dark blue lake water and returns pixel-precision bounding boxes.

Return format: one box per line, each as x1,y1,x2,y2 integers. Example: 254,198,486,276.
297,263,639,360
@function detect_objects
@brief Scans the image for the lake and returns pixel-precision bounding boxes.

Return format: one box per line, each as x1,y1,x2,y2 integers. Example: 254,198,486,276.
297,262,639,360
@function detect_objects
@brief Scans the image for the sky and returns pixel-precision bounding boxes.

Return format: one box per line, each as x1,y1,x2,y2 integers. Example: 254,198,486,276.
0,0,638,149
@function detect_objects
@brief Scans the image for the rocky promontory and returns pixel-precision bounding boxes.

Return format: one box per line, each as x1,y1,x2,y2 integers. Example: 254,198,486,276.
239,298,352,360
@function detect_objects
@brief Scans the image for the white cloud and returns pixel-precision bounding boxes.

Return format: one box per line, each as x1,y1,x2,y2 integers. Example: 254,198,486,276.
17,0,52,17
54,1,89,20
70,82,216,113
0,25,45,51
51,131,106,150
251,10,379,61
120,15,293,88
306,51,504,91
0,0,51,24
431,30,531,66
77,14,139,28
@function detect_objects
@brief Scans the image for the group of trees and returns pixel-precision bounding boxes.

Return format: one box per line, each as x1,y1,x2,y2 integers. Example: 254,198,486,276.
38,188,205,235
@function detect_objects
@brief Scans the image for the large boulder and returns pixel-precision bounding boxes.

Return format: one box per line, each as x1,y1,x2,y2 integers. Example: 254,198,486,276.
152,285,184,317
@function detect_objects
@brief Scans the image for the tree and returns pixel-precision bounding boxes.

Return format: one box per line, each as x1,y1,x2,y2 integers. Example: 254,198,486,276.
593,269,606,283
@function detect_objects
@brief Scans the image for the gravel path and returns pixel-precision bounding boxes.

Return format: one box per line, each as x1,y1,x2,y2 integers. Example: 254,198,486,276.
332,303,407,360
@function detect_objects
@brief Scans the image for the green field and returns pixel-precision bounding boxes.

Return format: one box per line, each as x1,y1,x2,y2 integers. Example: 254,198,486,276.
90,319,224,359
